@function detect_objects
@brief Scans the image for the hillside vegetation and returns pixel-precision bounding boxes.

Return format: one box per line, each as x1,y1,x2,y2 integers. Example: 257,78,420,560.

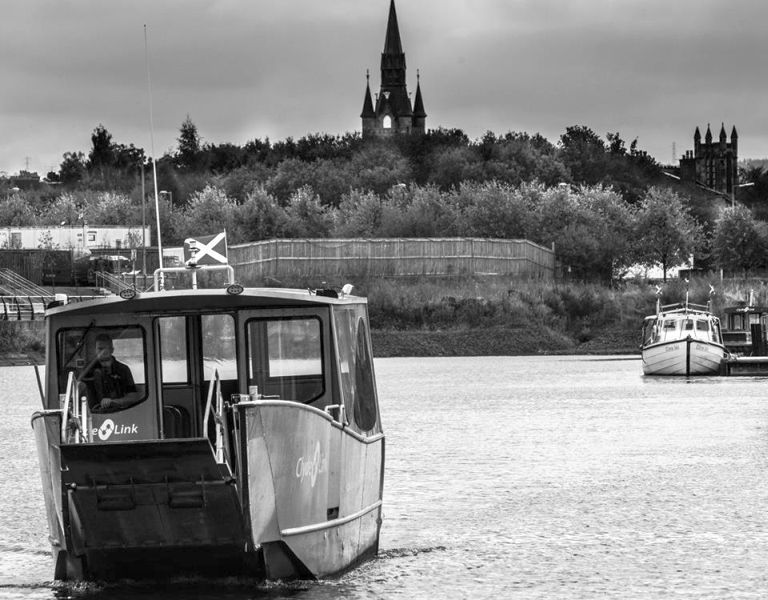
4,121,768,358
6,277,761,359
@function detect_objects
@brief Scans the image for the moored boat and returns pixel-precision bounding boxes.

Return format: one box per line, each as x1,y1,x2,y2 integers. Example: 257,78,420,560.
641,297,726,376
721,292,768,356
30,266,384,581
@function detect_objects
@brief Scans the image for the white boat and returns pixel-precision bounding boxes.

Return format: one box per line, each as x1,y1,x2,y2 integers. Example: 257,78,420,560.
641,297,726,376
30,266,384,581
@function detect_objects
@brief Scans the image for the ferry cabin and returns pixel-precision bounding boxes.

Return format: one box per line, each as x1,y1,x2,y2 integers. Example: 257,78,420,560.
33,286,384,580
641,310,723,348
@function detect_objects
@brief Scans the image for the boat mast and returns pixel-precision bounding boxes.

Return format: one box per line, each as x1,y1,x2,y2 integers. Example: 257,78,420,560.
144,25,164,290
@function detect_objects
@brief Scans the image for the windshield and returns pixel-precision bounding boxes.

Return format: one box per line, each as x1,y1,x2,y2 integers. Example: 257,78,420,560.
57,325,147,413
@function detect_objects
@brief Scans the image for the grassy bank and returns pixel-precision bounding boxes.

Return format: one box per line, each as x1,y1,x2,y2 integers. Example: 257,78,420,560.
5,276,762,359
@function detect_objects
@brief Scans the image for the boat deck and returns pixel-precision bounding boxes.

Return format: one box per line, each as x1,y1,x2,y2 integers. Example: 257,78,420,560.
721,355,768,376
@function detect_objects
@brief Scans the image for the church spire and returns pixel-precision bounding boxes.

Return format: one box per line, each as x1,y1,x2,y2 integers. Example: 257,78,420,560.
380,0,406,89
361,69,375,119
412,71,426,134
413,71,426,117
361,0,426,138
383,0,403,56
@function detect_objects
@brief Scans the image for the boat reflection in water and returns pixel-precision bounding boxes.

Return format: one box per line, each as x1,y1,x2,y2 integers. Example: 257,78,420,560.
30,266,384,581
641,295,726,376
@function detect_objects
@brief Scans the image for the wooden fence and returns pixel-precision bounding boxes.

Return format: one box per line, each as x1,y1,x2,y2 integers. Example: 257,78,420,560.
229,238,555,284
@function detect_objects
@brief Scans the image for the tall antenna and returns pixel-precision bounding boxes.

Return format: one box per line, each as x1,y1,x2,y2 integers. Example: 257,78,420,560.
144,24,164,289
672,141,676,163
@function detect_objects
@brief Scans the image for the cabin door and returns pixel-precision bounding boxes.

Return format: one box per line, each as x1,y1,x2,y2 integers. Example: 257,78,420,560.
156,313,238,439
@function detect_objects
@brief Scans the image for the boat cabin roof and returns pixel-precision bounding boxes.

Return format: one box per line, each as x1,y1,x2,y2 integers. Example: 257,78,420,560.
46,287,365,319
722,304,768,315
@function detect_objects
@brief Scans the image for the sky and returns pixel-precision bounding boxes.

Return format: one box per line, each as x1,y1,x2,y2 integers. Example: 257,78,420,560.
3,0,768,177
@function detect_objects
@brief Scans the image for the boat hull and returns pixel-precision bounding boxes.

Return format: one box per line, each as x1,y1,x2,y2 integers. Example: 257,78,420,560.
642,337,725,375
239,400,384,579
31,400,384,581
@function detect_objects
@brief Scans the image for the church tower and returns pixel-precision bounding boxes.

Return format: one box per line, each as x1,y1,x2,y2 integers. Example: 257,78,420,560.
361,0,426,139
679,123,738,197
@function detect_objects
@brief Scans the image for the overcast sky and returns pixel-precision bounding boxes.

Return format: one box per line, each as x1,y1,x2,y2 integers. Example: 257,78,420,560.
3,0,768,176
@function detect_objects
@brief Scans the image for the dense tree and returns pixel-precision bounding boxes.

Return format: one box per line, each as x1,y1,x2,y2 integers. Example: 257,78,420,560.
112,144,145,174
427,146,483,189
235,187,288,241
452,181,534,239
711,204,768,275
40,193,83,226
59,152,87,185
333,189,385,237
171,185,238,241
529,184,634,281
579,185,635,280
176,115,201,170
87,124,115,174
391,184,459,237
632,187,703,281
282,186,334,238
0,192,37,228
202,142,246,173
558,125,607,184
88,192,140,226
348,144,411,196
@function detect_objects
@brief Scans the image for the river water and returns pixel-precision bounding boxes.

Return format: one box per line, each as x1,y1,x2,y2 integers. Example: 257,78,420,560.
2,356,767,599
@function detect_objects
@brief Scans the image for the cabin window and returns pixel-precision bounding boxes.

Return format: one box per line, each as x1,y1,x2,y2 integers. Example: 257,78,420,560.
246,317,324,404
333,306,379,433
642,319,657,345
158,316,189,383
684,319,694,331
696,320,709,332
56,325,147,412
202,314,237,380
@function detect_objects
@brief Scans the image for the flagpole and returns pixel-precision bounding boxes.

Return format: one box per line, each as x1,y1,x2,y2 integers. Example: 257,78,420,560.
144,24,164,290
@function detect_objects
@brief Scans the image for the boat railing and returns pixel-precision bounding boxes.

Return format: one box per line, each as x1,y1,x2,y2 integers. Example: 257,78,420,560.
60,371,92,444
324,403,347,424
153,264,235,291
203,368,227,464
659,301,711,315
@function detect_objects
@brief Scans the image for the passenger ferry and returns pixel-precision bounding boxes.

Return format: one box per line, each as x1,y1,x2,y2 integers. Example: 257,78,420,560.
31,265,384,581
641,297,726,376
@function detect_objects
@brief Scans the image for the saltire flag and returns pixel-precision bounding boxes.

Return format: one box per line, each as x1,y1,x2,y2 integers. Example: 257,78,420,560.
183,231,228,266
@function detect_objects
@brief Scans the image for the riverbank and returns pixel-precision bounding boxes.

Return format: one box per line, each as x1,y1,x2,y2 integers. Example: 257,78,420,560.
371,321,640,357
0,319,639,366
3,276,754,362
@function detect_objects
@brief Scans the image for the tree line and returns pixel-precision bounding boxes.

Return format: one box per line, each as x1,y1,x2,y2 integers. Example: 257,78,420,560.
2,117,767,281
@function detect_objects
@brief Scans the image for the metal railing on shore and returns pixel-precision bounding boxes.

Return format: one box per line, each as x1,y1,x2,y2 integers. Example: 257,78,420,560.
0,295,105,321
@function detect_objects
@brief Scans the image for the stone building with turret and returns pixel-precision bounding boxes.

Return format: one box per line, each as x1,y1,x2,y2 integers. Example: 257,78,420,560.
361,0,426,139
679,123,738,196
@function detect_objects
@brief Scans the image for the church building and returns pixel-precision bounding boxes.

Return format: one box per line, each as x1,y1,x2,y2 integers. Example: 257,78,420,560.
679,124,738,196
361,0,426,138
